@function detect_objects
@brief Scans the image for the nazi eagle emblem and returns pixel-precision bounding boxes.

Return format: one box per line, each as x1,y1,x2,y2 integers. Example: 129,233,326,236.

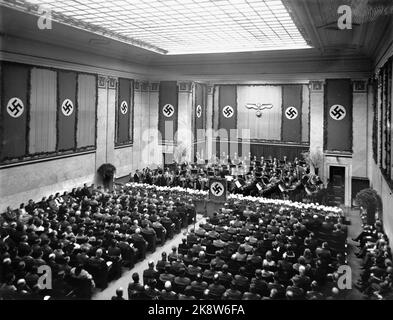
245,103,274,118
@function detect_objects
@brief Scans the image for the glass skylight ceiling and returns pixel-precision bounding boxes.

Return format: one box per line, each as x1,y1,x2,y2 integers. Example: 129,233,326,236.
19,0,310,54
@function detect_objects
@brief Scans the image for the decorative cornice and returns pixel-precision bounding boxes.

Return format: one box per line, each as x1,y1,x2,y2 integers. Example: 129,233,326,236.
108,77,117,90
150,82,159,92
141,81,149,92
352,79,368,92
134,81,141,91
178,82,192,92
310,80,324,92
98,75,107,89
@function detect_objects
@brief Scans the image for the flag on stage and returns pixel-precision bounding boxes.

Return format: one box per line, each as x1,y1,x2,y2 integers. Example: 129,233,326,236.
209,178,227,202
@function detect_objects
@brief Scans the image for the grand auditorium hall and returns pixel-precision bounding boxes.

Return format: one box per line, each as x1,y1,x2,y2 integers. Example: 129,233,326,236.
0,0,392,303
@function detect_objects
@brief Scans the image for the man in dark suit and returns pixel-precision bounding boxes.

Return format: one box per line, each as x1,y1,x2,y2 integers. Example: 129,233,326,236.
143,261,158,286
222,282,242,300
111,288,125,300
242,285,262,300
141,222,157,253
187,229,199,246
174,268,191,294
161,214,174,240
207,274,226,299
128,273,144,300
118,237,136,269
107,240,122,279
88,248,108,289
160,281,178,300
190,273,208,299
131,228,148,260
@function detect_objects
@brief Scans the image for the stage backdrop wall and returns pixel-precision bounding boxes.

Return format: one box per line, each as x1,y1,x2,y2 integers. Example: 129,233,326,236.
213,84,310,159
237,85,282,141
215,84,310,142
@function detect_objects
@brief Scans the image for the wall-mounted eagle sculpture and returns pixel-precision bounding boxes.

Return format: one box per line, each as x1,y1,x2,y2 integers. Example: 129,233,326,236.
245,103,274,118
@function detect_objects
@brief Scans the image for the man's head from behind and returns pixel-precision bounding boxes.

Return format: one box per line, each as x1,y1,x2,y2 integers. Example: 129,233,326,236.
132,272,139,283
116,288,123,297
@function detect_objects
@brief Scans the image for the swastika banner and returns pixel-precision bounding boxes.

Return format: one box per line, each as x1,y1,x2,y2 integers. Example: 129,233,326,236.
0,62,29,161
282,85,302,143
218,85,237,139
194,83,207,160
209,178,228,202
58,70,77,151
159,81,178,144
325,79,352,151
194,83,206,131
117,78,133,144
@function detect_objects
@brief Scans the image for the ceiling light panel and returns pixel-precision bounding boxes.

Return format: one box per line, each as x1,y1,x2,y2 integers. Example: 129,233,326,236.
7,0,310,54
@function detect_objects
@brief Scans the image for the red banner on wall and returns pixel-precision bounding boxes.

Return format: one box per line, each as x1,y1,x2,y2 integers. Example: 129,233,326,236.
194,83,206,131
57,70,77,151
0,62,29,161
325,79,352,152
117,78,132,144
218,85,237,138
159,81,178,144
282,85,302,143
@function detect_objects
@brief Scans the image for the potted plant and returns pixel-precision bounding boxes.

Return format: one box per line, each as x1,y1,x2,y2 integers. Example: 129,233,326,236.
302,149,323,175
97,163,116,191
355,188,382,226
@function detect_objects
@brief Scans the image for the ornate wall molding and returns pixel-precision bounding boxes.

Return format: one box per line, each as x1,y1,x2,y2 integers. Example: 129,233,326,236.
108,77,117,90
134,81,141,92
98,75,107,89
352,79,368,92
150,82,159,92
178,82,192,93
310,81,324,92
141,82,149,92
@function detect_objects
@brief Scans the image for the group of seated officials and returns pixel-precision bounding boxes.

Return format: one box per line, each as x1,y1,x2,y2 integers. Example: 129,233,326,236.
131,154,327,204
352,217,393,299
111,199,350,300
0,184,197,300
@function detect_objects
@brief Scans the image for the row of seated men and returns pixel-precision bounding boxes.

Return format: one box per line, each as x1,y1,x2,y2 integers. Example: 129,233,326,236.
131,155,326,204
111,200,348,300
0,184,197,300
352,218,393,300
